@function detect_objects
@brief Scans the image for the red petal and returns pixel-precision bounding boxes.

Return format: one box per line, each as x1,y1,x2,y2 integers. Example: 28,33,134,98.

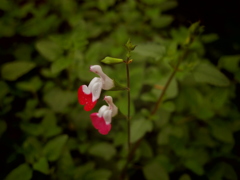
90,113,104,129
90,113,111,135
98,123,111,135
78,86,97,111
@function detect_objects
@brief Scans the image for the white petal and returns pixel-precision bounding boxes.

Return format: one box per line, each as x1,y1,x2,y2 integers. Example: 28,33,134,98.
111,104,118,117
104,96,118,117
91,83,102,102
88,77,102,102
88,77,100,90
102,77,114,90
98,105,108,117
82,85,91,94
103,109,112,124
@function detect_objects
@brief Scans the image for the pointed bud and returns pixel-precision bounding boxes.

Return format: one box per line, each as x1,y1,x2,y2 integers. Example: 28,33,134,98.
125,39,136,51
101,57,124,65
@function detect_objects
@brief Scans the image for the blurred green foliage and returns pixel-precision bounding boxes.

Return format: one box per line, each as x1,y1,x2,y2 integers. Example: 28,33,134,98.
0,0,240,180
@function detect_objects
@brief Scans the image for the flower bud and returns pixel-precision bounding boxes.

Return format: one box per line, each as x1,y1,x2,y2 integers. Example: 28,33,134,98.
125,39,136,51
101,57,124,65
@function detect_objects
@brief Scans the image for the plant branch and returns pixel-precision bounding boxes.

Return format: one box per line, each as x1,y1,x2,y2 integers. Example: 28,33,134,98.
151,49,188,115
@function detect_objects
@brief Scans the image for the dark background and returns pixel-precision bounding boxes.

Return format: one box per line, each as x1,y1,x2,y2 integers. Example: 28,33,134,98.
172,0,240,58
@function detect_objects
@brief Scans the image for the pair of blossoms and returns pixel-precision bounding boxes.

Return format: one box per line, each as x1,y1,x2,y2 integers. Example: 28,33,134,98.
78,65,118,135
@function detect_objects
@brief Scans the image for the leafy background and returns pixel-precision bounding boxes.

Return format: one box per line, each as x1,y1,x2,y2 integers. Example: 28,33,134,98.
0,0,240,180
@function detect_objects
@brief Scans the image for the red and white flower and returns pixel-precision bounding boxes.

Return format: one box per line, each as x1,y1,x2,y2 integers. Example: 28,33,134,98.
90,96,118,135
78,65,114,111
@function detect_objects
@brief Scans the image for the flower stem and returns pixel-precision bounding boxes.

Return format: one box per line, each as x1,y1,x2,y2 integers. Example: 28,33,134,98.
126,61,131,151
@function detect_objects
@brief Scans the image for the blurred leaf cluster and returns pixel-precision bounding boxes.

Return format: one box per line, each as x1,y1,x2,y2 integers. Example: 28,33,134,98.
0,0,240,180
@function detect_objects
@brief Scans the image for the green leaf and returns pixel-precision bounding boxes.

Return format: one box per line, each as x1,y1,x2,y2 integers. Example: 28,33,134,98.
43,135,68,161
143,161,169,180
51,57,73,74
218,55,240,73
5,163,32,180
16,76,42,92
101,56,124,64
89,142,116,161
22,137,42,164
85,169,112,180
210,122,234,143
35,39,62,61
193,62,230,86
1,61,35,81
130,118,153,143
58,149,75,176
20,122,44,136
179,174,191,180
201,33,219,43
33,157,49,174
74,162,95,179
43,88,76,112
208,162,238,180
152,15,174,28
133,43,166,60
41,112,62,138
116,95,135,116
184,160,204,175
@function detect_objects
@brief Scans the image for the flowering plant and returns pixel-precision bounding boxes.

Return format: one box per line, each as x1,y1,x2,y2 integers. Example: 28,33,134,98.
78,65,114,111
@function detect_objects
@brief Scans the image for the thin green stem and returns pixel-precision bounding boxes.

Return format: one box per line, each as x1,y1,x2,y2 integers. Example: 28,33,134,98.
120,48,189,180
151,49,187,115
126,61,131,151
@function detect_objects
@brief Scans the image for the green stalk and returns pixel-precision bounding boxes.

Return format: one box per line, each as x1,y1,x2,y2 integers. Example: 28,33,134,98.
151,49,188,115
126,60,131,151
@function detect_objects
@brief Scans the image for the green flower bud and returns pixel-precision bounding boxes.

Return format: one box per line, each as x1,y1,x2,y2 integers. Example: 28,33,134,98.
101,57,124,64
125,39,137,51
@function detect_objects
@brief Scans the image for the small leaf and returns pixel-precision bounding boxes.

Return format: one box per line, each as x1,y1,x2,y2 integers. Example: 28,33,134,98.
201,34,219,43
179,174,191,180
74,162,95,179
89,142,116,161
85,169,112,180
208,162,237,180
193,62,230,86
210,123,234,143
218,55,240,73
16,76,42,92
133,43,166,60
33,157,49,174
5,163,32,180
1,61,35,81
143,161,169,180
116,96,135,116
43,135,68,161
20,122,44,136
152,15,174,28
43,88,76,112
22,137,42,164
101,56,124,64
35,39,62,61
130,118,153,143
51,58,73,74
184,160,204,175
